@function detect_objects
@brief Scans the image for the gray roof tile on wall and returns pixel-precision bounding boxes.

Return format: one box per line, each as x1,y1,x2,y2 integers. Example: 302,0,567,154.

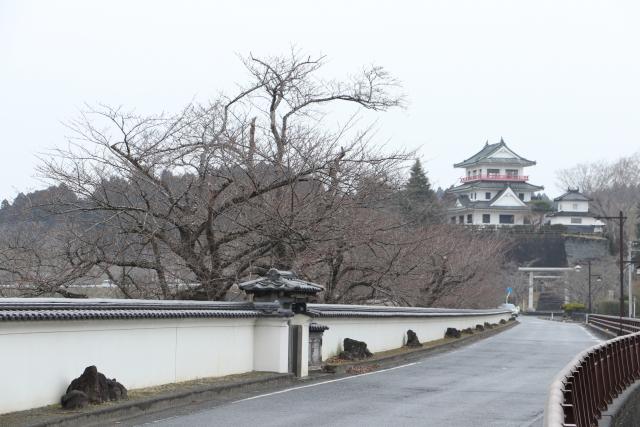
0,298,282,322
307,304,510,318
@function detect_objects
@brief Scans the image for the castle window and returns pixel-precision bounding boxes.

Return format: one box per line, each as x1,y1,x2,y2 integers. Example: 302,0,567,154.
485,192,491,200
458,215,464,224
482,214,490,224
571,217,582,224
451,217,456,224
467,214,472,224
519,193,525,200
487,168,499,177
572,203,578,210
499,214,514,224
506,169,518,177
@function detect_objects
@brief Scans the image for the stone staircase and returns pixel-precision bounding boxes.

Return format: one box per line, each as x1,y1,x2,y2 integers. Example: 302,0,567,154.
536,292,564,312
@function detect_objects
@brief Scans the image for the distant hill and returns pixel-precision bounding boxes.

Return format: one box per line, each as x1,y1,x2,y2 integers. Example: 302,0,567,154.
0,184,78,226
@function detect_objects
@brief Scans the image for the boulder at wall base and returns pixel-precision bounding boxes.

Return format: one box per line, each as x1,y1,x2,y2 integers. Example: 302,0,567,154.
339,338,373,360
499,319,507,325
64,366,127,406
484,322,493,329
475,324,484,331
406,329,422,347
461,328,474,334
60,390,89,410
444,328,461,339
108,378,128,401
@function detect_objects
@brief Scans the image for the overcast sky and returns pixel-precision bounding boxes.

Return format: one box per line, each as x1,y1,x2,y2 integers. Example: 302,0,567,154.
1,0,639,201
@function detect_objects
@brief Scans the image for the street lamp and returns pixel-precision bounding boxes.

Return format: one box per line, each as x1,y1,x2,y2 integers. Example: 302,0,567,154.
575,263,602,314
596,211,627,335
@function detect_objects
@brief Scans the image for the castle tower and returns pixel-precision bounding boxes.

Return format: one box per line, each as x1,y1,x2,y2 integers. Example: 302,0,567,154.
447,138,543,226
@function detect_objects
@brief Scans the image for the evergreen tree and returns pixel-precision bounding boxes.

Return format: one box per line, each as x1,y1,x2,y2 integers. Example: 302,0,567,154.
406,159,433,200
401,159,440,224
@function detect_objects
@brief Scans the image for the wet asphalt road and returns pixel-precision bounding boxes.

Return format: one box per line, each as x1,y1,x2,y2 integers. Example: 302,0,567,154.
126,317,600,427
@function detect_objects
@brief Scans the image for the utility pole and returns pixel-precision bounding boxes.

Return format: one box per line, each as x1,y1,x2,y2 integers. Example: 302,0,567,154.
629,240,634,318
620,210,625,334
585,260,601,314
587,260,592,314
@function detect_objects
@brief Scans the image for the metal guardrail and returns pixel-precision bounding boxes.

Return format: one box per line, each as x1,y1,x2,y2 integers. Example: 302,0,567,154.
544,315,640,426
588,314,640,336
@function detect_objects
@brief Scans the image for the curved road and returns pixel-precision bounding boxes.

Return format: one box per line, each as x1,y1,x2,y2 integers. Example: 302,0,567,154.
127,317,600,427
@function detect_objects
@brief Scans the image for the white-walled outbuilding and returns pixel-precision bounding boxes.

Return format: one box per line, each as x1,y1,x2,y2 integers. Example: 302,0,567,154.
545,189,605,233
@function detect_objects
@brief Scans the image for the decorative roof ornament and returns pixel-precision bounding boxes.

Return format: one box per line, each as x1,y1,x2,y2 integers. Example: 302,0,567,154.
239,269,324,311
240,269,324,295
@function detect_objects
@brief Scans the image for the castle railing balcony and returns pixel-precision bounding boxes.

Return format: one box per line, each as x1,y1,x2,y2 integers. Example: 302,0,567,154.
460,174,528,183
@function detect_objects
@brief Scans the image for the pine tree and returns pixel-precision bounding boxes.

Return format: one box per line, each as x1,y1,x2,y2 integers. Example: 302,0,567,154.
406,159,434,201
401,159,440,224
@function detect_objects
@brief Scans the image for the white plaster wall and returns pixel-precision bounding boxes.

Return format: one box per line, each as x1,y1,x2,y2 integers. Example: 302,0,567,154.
253,318,290,374
0,309,510,414
558,201,589,212
290,315,311,377
319,312,510,360
548,216,603,226
491,190,525,207
469,212,526,225
174,320,255,382
0,317,270,414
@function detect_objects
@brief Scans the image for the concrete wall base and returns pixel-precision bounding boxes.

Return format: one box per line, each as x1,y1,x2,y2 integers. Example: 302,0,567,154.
599,380,640,427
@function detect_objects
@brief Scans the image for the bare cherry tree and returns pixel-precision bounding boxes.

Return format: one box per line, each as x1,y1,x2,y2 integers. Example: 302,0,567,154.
37,51,407,300
412,227,510,307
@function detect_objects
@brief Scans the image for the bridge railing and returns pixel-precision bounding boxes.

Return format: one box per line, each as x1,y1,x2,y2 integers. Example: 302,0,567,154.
587,313,640,336
544,318,640,427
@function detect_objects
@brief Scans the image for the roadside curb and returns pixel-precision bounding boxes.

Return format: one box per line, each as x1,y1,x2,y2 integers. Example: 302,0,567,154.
323,319,519,374
19,373,295,427
585,322,618,340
